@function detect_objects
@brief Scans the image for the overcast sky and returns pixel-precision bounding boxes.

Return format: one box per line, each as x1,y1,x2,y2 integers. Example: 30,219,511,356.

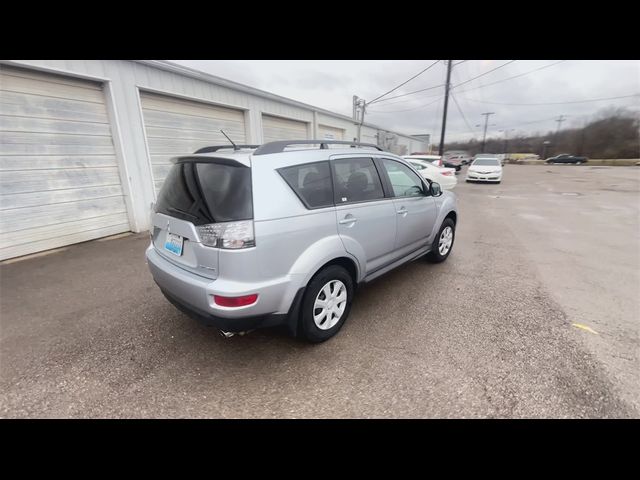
171,60,640,143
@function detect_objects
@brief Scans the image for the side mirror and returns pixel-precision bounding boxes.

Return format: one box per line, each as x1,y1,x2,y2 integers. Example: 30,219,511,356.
430,182,443,197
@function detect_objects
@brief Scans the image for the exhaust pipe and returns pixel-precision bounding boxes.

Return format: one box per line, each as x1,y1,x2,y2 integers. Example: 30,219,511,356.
219,329,255,338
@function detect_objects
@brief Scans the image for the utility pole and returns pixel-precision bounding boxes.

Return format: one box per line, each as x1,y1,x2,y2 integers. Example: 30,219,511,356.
353,96,367,143
554,115,566,137
552,114,566,156
438,60,453,156
479,112,495,153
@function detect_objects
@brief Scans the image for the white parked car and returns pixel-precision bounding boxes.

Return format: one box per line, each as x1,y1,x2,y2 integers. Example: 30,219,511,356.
406,154,444,167
466,157,503,183
404,158,458,190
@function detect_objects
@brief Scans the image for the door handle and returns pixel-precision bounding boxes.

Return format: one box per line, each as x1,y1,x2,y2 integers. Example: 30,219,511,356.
397,207,408,216
339,215,357,225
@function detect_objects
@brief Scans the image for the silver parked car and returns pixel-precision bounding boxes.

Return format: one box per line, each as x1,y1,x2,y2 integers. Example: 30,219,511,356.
146,140,458,342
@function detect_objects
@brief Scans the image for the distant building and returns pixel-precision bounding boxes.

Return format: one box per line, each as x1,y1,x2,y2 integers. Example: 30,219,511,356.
411,134,431,145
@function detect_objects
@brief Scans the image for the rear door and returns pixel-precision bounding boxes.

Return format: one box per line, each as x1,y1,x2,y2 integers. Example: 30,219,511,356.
331,156,397,275
151,158,253,279
378,158,437,257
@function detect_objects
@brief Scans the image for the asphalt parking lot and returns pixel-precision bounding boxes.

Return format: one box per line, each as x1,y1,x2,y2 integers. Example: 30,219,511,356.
1,165,638,418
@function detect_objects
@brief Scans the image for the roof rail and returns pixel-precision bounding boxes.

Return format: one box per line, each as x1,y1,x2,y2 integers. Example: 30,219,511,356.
194,145,260,154
253,140,383,156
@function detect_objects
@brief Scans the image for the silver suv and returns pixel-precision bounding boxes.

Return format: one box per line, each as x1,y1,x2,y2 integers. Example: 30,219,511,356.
146,140,458,342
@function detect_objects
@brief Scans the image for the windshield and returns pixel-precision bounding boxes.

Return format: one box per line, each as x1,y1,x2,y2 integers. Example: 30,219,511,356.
472,159,500,166
155,160,253,225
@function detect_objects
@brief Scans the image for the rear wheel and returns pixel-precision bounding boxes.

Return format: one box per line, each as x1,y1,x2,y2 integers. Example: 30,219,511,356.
426,218,456,263
298,265,354,343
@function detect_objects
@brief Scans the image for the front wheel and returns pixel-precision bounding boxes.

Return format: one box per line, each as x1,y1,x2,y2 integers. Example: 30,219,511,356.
426,218,456,263
298,265,354,343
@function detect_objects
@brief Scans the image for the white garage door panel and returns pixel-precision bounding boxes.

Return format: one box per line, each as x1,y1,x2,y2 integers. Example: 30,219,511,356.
140,92,247,193
1,74,107,104
0,155,118,170
262,115,308,143
0,143,118,156
318,125,344,140
0,66,129,260
1,167,123,194
1,221,130,261
2,196,128,232
0,116,112,136
1,93,110,123
1,185,124,211
1,132,114,147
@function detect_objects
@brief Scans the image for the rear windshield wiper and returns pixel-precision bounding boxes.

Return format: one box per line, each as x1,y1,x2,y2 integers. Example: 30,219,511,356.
166,207,199,221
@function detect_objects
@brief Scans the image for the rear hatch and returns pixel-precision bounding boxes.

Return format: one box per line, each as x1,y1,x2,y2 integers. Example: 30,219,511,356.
150,156,253,280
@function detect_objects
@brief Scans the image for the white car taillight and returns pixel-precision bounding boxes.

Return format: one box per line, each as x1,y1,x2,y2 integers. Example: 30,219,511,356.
196,220,255,249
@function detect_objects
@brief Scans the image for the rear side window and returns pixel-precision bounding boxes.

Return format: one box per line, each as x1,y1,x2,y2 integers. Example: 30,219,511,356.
155,161,253,225
278,161,334,209
332,157,385,204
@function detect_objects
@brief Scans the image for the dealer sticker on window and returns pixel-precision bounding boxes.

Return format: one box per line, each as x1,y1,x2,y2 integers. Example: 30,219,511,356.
164,232,184,256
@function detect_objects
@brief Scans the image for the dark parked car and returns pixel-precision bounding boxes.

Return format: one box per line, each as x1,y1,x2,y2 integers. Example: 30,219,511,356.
545,154,588,165
442,159,462,172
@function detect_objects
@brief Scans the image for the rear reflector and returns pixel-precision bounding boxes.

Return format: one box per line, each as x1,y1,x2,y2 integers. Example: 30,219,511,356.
213,294,258,307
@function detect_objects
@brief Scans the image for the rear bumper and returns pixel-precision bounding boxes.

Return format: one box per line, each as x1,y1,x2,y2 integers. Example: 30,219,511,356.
159,286,301,332
145,244,302,332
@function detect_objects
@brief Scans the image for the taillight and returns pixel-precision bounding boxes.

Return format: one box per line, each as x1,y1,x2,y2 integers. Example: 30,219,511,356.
213,294,258,307
196,220,255,249
441,171,453,176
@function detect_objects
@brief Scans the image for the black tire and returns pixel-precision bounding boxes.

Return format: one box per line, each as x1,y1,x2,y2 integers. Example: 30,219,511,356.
426,218,456,263
298,265,354,343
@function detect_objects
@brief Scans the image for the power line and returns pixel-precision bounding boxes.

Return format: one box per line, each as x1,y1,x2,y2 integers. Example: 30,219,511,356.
370,83,446,105
451,60,517,90
450,92,476,136
454,60,567,94
367,96,442,113
453,60,468,66
368,60,441,105
458,93,640,106
363,89,445,109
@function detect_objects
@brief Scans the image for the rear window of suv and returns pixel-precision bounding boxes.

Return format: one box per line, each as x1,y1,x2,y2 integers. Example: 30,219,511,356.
155,160,253,225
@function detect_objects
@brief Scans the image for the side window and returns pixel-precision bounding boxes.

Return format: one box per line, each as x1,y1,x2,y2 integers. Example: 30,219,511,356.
381,159,425,198
278,161,334,209
332,157,385,204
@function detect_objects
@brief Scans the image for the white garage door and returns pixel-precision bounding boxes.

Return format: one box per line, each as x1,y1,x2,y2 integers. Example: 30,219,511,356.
0,66,130,261
140,92,247,193
262,115,308,143
318,124,344,141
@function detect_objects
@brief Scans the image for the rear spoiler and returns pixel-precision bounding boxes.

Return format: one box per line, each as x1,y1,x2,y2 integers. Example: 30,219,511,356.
170,155,250,168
